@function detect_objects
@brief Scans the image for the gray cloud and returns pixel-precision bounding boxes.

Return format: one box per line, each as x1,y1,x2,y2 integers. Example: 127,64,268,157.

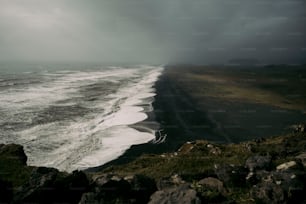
0,0,305,64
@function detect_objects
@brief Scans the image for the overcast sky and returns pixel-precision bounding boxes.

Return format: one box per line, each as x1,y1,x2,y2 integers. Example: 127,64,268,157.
0,0,305,64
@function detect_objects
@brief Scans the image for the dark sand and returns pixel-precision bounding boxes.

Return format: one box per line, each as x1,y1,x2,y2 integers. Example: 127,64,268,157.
86,65,306,171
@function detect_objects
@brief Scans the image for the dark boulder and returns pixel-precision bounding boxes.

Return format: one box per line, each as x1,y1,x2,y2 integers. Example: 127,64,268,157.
98,178,131,202
128,174,157,203
92,174,131,202
271,170,305,203
245,155,272,172
198,177,226,194
149,184,200,204
251,168,306,204
196,177,227,203
215,164,248,187
13,167,59,202
251,180,285,204
53,170,90,203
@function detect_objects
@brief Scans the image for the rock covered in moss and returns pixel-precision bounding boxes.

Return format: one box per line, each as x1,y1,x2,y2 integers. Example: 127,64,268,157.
194,177,227,203
197,177,226,194
0,143,27,165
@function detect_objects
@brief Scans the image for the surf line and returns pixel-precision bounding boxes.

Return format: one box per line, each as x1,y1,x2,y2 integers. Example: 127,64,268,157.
152,129,167,144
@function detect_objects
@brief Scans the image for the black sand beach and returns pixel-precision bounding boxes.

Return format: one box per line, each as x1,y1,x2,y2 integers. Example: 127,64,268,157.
87,65,306,171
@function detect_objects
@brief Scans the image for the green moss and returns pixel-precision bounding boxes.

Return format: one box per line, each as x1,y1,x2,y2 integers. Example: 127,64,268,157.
0,154,32,187
99,131,306,184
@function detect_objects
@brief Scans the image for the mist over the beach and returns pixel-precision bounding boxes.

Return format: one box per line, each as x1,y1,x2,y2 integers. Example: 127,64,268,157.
0,0,305,64
1,1,306,203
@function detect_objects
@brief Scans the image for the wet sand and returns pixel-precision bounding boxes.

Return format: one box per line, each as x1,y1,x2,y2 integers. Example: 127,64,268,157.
86,65,306,171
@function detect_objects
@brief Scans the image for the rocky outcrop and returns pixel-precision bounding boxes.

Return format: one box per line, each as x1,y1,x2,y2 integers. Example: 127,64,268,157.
0,143,27,165
1,128,306,204
0,144,89,204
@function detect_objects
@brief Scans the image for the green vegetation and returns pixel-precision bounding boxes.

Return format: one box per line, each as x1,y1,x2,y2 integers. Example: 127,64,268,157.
169,65,306,111
99,132,305,180
96,130,306,203
1,129,305,203
0,144,33,186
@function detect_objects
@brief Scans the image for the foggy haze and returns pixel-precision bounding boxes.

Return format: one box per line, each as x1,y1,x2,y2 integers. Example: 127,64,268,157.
0,0,305,64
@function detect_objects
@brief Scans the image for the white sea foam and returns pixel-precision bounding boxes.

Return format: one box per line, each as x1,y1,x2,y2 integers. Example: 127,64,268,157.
0,65,163,172
0,68,137,111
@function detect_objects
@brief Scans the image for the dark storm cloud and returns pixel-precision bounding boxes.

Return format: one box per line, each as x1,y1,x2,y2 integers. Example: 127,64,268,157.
0,0,305,64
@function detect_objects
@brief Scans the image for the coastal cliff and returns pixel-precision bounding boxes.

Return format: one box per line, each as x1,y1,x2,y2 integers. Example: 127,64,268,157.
1,125,305,203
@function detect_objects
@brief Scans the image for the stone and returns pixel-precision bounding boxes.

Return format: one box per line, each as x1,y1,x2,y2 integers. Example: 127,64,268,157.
79,192,99,204
251,169,306,204
94,174,112,186
13,167,59,202
276,161,297,171
129,174,157,204
196,177,227,202
246,170,270,185
251,180,285,204
157,178,176,190
291,123,306,133
157,175,185,190
244,142,254,152
295,152,306,167
98,178,131,199
198,177,225,194
171,174,185,185
207,144,222,155
149,184,201,204
215,164,247,187
245,155,272,171
271,170,305,202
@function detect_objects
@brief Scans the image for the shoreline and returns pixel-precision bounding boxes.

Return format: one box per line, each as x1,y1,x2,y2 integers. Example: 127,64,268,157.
86,68,224,171
86,65,306,172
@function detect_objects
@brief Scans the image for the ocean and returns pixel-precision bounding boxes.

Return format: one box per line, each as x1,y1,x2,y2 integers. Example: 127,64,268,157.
0,63,163,172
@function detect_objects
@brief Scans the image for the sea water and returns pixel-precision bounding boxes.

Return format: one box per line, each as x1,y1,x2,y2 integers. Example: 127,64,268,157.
0,63,163,172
